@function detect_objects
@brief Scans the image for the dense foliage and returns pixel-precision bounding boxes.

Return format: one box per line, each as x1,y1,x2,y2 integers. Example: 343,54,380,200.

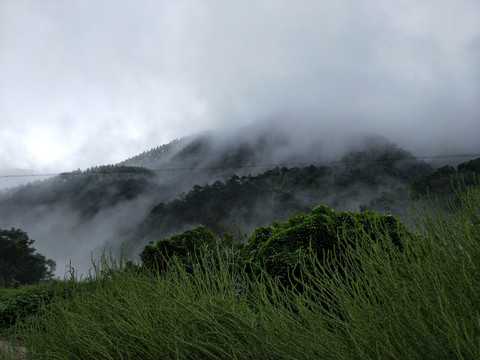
0,228,55,287
137,204,406,290
12,185,480,360
245,206,404,284
410,157,480,199
0,280,72,331
124,157,478,252
139,225,218,272
125,158,425,250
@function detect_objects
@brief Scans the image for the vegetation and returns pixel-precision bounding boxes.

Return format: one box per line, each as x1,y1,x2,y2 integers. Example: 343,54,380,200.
139,225,218,273
123,156,479,252
124,158,426,251
1,136,442,257
0,280,72,334
1,133,479,358
2,184,477,359
410,157,480,199
0,228,55,287
1,165,154,219
245,205,405,286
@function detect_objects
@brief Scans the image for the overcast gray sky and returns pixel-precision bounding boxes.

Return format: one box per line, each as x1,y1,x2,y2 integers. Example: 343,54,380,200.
1,0,479,179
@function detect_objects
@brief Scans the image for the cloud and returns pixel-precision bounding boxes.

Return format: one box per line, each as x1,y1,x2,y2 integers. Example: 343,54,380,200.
0,0,479,175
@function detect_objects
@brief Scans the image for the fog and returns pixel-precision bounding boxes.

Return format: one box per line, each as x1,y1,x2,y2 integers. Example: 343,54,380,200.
1,0,479,176
0,125,433,276
0,0,479,276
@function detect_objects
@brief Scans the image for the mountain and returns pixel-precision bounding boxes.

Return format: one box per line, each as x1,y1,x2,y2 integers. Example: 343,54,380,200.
119,138,437,253
2,122,475,276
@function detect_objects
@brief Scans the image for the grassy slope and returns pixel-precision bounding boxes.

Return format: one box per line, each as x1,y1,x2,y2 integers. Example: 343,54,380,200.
12,185,480,359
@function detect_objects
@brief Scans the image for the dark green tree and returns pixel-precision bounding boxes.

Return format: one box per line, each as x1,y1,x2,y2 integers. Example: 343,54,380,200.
0,228,56,287
244,206,406,286
140,225,218,273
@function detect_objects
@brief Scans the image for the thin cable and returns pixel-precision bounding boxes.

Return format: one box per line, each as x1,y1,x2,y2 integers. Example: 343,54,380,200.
0,153,478,178
0,173,59,178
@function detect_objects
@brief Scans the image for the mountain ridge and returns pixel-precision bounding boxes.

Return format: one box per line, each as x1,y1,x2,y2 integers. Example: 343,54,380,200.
2,123,475,276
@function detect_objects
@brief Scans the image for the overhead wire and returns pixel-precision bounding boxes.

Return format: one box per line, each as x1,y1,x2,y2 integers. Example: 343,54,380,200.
0,153,479,179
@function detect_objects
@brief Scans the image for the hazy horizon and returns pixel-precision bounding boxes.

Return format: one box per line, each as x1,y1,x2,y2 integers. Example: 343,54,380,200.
1,122,479,191
1,0,479,182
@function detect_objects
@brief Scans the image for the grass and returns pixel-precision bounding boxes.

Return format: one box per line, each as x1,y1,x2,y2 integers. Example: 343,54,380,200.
10,185,480,359
0,280,75,336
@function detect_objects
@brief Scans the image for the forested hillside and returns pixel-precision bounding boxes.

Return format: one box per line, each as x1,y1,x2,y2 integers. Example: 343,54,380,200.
410,158,480,199
120,156,479,253
0,126,477,274
1,166,155,219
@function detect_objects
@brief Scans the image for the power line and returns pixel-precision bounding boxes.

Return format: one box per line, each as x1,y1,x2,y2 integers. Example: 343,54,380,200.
0,173,59,178
0,153,479,179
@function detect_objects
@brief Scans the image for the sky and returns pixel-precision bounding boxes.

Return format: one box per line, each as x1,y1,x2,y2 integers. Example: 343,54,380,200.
1,0,479,186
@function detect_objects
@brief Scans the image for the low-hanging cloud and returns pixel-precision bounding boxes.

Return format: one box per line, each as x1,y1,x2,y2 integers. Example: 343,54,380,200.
0,0,479,174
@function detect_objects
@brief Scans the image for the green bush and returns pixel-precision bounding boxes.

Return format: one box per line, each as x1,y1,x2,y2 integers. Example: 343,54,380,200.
245,205,406,285
0,280,72,331
139,225,218,272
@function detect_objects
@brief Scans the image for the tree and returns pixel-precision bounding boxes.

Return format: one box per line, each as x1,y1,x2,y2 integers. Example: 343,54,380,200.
244,206,406,286
140,225,218,273
0,228,56,286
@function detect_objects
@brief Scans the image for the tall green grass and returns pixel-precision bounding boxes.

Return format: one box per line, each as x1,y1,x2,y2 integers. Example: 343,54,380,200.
293,185,480,359
18,186,480,359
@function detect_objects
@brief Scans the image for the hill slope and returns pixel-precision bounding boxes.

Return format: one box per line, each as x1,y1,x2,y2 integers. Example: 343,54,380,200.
4,123,474,275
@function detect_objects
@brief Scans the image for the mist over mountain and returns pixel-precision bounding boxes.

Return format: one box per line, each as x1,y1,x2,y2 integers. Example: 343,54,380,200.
1,121,476,276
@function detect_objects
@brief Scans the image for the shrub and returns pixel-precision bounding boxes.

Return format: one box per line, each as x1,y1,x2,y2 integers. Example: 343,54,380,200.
139,225,218,272
0,280,72,331
244,205,406,285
